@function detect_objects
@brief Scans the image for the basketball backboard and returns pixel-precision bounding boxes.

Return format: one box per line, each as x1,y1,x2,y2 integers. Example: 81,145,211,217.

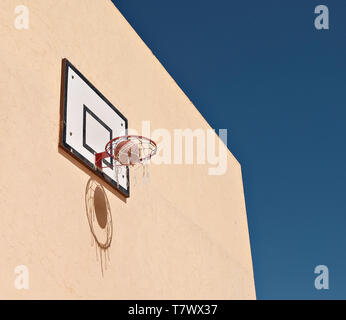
59,59,129,197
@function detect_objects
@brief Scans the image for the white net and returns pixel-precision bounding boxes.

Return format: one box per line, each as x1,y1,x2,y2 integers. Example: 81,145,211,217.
105,135,156,188
107,136,156,167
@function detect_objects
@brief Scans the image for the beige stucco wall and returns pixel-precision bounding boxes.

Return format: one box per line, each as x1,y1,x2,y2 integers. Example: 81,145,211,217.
0,0,255,299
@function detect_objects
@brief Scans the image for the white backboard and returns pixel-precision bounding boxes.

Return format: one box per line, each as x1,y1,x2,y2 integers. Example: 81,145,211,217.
60,59,129,197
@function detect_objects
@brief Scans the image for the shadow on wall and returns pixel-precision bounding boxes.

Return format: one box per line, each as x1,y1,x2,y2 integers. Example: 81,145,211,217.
85,178,113,276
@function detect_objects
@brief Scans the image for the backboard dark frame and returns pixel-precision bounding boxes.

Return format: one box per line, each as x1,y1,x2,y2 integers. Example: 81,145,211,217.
59,58,130,198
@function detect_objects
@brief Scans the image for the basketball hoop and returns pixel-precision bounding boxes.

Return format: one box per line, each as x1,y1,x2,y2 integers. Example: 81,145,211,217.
95,135,157,169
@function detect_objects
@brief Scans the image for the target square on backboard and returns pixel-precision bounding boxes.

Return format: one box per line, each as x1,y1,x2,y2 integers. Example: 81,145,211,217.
59,59,129,197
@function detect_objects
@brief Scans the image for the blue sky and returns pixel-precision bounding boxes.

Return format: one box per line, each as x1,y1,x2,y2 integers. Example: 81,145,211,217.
112,0,346,299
